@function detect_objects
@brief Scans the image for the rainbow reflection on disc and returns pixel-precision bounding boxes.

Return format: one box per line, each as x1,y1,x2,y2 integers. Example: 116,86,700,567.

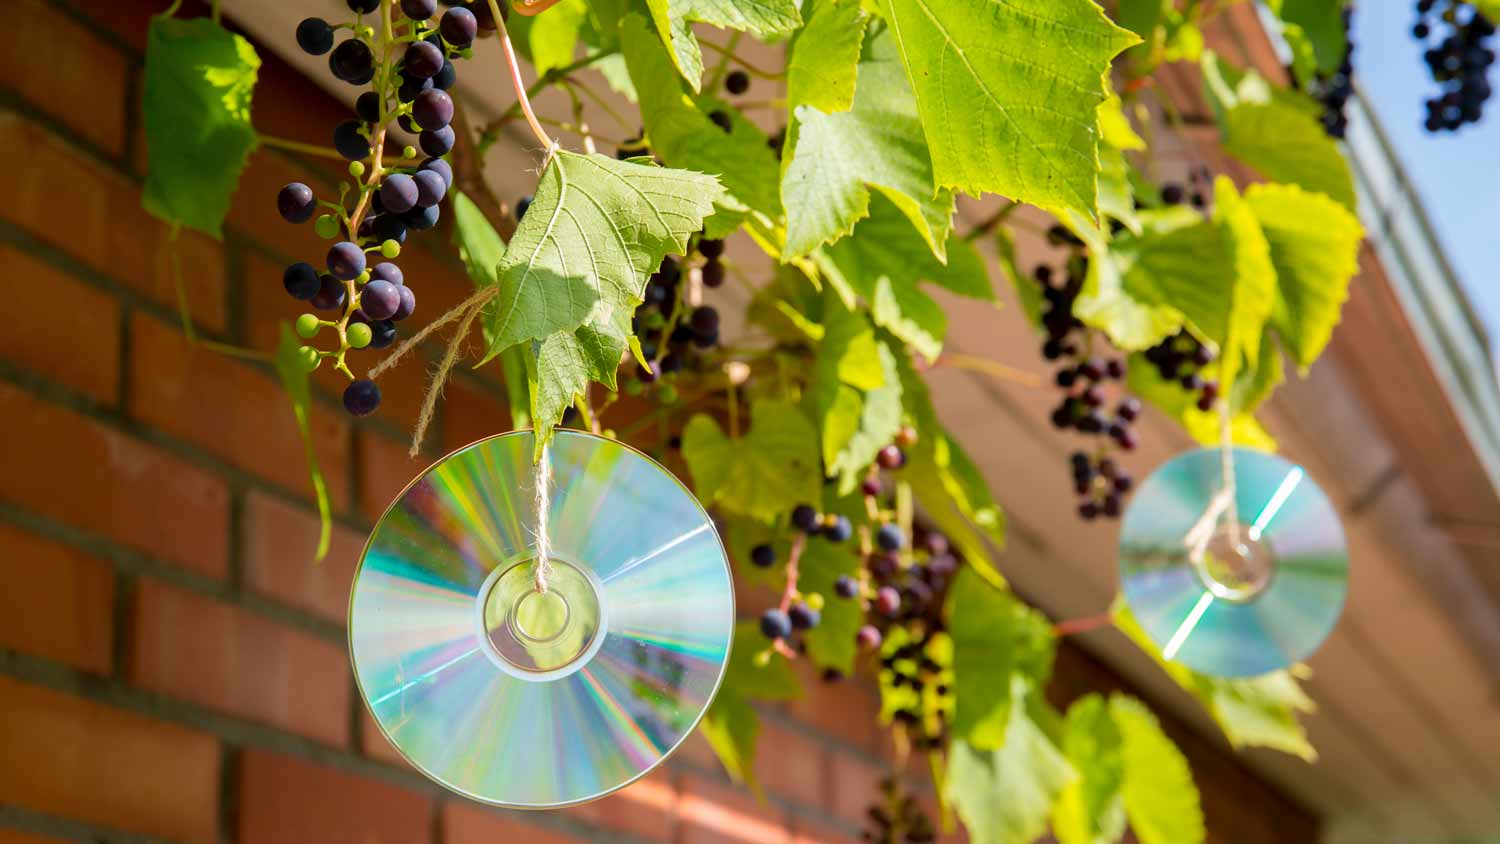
1118,448,1347,678
349,430,734,808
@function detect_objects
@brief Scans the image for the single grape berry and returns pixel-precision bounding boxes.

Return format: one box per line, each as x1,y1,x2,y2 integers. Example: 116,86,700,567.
834,575,859,599
708,110,733,132
1117,397,1142,422
347,321,373,349
404,41,445,79
701,259,725,288
860,476,882,498
373,214,408,245
750,544,776,568
398,74,432,103
400,0,437,19
311,274,346,310
296,17,335,55
370,262,404,286
440,7,478,46
420,124,455,156
347,0,381,12
760,608,793,640
343,379,382,416
724,69,750,95
413,89,454,129
689,306,719,336
432,60,457,91
857,625,883,651
791,504,820,533
355,91,382,123
789,602,820,630
333,120,371,160
369,320,398,349
875,523,904,552
379,173,419,214
698,238,725,259
294,313,321,338
403,203,441,231
392,285,417,322
875,586,901,615
327,242,366,280
283,262,321,300
277,182,316,223
412,169,447,208
329,40,376,84
361,279,402,320
421,157,453,188
876,444,906,470
823,515,853,543
515,196,532,221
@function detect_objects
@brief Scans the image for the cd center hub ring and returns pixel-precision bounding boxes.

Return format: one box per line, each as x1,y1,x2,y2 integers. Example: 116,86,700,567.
474,558,607,682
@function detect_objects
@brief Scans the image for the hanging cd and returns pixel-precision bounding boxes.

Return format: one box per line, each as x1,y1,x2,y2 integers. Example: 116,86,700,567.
1118,447,1347,678
349,430,734,808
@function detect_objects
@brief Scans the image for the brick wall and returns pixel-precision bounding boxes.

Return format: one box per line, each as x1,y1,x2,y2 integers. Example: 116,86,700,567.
0,1,1319,843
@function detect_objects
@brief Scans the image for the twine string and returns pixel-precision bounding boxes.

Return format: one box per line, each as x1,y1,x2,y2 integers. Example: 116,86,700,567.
1218,397,1240,546
533,438,553,594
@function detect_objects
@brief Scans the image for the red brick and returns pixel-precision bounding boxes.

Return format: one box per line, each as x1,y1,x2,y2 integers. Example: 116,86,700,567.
0,677,219,843
0,115,227,331
128,313,351,509
443,802,584,844
0,524,114,674
677,728,724,770
0,1,128,155
0,831,71,844
754,720,829,809
790,817,861,844
441,377,515,453
129,579,349,746
228,150,340,262
827,752,884,829
784,666,883,754
242,490,364,622
238,749,433,844
566,767,678,840
358,706,411,768
358,430,428,522
0,245,120,403
679,778,790,844
0,383,229,578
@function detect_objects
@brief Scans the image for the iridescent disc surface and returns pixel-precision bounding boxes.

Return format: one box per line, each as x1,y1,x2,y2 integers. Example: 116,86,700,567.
1119,448,1347,678
350,430,734,808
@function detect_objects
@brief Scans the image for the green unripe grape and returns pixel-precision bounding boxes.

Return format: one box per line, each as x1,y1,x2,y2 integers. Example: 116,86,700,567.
356,269,370,284
642,311,665,330
624,378,644,396
752,649,772,668
297,345,321,372
403,145,417,159
380,239,401,258
314,214,340,239
347,322,373,349
657,382,679,404
295,313,321,338
348,160,366,178
805,592,825,611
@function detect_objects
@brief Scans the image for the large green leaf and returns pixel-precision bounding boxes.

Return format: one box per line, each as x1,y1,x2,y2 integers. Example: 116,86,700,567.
1066,210,1184,351
142,15,260,239
643,0,802,90
273,325,330,561
623,14,783,233
1112,696,1205,844
699,691,761,785
1114,603,1318,760
785,0,869,113
1126,354,1278,452
947,678,1077,844
682,400,823,522
807,301,905,491
1052,696,1126,844
1245,183,1363,369
506,0,589,75
782,48,954,259
872,0,1138,215
1267,0,1347,75
450,191,533,429
946,568,1055,748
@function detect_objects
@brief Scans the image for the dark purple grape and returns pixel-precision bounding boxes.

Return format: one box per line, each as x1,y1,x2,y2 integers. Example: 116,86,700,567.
413,89,454,129
372,214,408,245
1117,397,1141,421
791,504,820,532
397,114,418,134
834,575,859,599
392,285,417,322
333,120,371,160
403,203,441,231
432,60,456,91
515,196,532,220
277,182,316,223
857,625,882,651
861,476,882,497
379,173,419,214
361,279,401,320
823,515,853,543
311,274,346,310
329,40,375,84
701,259,725,288
760,609,792,640
369,320,398,349
788,602,820,630
355,91,382,123
420,157,453,188
689,306,719,336
875,523,904,552
708,110,732,132
420,124,455,156
398,74,433,103
750,544,776,568
412,169,447,207
327,241,367,280
440,7,478,46
296,17,335,55
401,0,438,19
877,444,905,470
875,586,901,615
404,41,445,78
343,378,381,416
370,262,404,286
347,0,380,12
283,262,321,300
724,69,750,95
698,238,725,259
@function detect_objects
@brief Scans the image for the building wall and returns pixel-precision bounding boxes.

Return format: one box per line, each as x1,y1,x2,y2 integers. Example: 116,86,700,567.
0,1,1318,842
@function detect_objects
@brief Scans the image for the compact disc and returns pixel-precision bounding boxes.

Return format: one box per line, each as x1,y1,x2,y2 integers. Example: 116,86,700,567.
1118,447,1347,678
349,430,735,808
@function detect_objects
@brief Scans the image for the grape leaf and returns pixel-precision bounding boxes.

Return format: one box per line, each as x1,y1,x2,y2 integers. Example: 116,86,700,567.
807,300,904,492
142,15,260,240
1126,354,1278,452
450,191,533,429
947,678,1077,844
782,49,954,259
1065,211,1183,351
1245,183,1363,369
946,568,1055,748
643,0,802,90
1111,695,1205,844
682,400,822,522
1114,602,1318,760
623,14,783,233
507,0,589,75
798,540,864,672
785,0,869,113
1052,695,1127,844
1266,0,1347,75
273,324,330,561
872,0,1138,215
526,319,632,447
1201,52,1356,211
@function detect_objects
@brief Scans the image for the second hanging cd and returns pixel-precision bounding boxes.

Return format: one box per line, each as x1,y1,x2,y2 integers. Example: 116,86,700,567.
349,430,735,808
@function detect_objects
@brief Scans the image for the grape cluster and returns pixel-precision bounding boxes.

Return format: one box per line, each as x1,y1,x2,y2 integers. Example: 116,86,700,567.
862,776,936,844
1413,0,1496,132
1143,330,1220,411
279,0,477,416
622,237,728,404
1301,8,1355,138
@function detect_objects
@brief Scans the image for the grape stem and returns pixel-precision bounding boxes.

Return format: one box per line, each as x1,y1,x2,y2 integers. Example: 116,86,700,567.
257,133,404,166
697,37,783,79
705,31,743,92
778,532,807,615
487,0,557,154
928,352,1044,389
1052,612,1114,637
477,51,616,150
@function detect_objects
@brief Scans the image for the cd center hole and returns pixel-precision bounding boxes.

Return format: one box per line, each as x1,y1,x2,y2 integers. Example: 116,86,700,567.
513,590,569,642
1196,522,1275,602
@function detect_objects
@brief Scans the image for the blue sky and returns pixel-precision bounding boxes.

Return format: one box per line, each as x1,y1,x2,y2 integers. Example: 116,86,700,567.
1353,0,1500,334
